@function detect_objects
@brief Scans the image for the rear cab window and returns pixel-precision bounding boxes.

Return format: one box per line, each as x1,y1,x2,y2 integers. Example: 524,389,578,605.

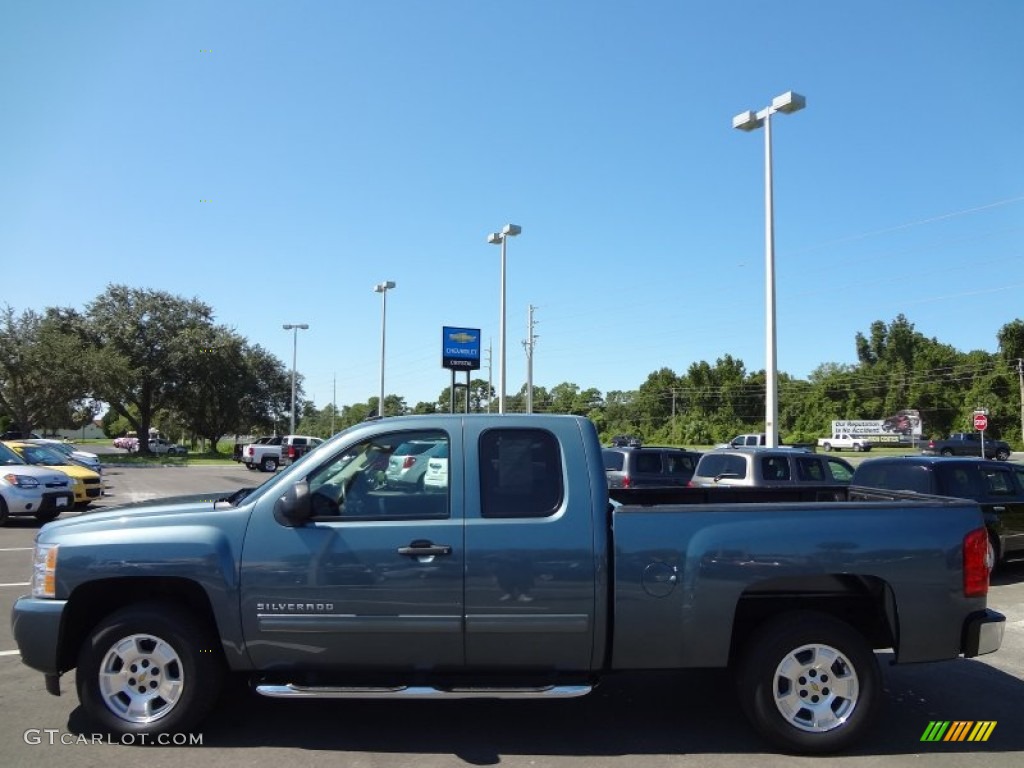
479,428,563,518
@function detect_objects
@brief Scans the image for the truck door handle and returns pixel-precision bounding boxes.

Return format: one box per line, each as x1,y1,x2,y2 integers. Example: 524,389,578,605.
397,540,452,557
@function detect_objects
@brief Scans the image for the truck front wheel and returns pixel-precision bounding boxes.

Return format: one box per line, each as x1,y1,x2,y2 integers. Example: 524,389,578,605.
736,611,880,754
76,603,224,736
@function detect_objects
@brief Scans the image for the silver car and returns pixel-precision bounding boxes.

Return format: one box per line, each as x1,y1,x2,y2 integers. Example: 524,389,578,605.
690,447,854,488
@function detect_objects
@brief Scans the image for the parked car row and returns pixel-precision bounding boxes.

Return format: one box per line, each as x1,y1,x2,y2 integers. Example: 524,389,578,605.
0,439,101,525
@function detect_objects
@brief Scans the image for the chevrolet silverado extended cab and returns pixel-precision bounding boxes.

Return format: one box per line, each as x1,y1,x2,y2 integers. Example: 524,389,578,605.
11,415,1004,754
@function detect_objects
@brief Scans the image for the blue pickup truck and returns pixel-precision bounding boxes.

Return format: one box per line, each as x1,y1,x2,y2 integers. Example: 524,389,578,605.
11,415,1004,754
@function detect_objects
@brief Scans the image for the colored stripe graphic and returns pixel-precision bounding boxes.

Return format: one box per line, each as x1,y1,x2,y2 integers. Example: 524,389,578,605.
921,721,996,742
921,722,950,741
968,722,997,742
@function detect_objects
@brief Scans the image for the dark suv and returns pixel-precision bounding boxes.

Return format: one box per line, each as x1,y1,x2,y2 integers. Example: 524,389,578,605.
852,456,1024,567
602,447,701,488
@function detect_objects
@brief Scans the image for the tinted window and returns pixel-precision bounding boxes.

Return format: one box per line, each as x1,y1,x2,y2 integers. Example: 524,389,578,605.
665,453,696,475
698,454,747,479
480,428,563,518
602,450,624,471
936,465,982,498
855,463,932,494
760,456,791,481
796,457,825,481
826,458,854,482
981,467,1016,497
634,452,662,474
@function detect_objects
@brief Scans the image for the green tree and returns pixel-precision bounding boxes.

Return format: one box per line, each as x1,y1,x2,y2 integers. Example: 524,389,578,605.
78,285,214,454
0,305,98,435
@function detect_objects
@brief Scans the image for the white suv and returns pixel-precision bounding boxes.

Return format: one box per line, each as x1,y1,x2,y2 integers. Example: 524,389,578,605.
0,442,76,525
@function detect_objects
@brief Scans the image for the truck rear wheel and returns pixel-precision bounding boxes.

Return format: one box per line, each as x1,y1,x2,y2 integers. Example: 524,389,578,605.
76,602,224,736
261,456,278,472
995,448,1010,461
822,443,832,452
736,611,879,754
941,448,954,456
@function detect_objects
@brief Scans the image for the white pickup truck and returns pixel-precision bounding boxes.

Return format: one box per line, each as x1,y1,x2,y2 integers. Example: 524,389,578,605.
817,432,872,452
242,435,323,472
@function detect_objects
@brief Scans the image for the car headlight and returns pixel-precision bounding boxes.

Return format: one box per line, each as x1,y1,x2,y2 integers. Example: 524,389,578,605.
32,543,59,598
3,473,40,488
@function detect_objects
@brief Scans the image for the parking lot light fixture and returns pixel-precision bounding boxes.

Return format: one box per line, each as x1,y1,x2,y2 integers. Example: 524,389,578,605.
487,223,522,414
732,91,806,449
374,281,396,417
282,323,310,435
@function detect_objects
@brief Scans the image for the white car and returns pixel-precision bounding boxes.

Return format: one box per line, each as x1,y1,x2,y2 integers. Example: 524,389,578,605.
385,439,445,490
147,437,188,456
422,444,449,492
25,439,102,474
0,442,76,524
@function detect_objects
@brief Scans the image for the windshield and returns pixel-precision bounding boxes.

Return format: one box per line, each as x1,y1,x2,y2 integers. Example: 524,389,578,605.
0,443,28,466
15,444,71,466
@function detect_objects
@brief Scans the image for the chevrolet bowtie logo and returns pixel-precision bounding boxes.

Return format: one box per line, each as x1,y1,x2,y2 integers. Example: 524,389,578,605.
449,332,476,343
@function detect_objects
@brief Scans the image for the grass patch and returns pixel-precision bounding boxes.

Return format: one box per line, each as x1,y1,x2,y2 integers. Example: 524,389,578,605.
101,453,236,466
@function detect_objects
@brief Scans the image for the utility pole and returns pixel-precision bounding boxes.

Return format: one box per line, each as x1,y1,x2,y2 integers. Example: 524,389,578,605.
1017,359,1024,447
485,340,493,413
671,389,677,445
331,373,336,434
523,305,539,413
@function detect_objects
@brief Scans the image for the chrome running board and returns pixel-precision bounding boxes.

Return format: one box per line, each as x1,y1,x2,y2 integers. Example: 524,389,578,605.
254,683,593,700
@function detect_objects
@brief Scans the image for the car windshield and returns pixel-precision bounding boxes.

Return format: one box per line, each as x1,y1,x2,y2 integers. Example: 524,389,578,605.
0,442,28,466
16,445,71,466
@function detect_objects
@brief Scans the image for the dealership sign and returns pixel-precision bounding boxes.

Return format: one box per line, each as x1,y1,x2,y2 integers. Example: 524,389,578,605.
442,326,481,370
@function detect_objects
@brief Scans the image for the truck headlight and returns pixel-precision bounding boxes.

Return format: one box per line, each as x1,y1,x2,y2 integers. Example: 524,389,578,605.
32,544,59,598
3,473,40,488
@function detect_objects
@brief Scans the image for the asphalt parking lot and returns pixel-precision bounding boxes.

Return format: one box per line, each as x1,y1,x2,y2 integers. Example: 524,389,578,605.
0,463,1022,767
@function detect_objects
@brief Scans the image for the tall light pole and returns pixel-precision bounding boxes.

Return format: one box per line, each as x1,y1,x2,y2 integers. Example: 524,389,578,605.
486,223,522,414
733,91,806,448
374,281,396,417
282,323,309,434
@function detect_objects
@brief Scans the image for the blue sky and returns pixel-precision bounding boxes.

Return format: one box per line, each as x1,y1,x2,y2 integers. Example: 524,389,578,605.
3,0,1022,410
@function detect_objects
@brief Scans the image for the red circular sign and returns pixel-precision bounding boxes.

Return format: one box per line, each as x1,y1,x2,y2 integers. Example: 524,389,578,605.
974,413,988,431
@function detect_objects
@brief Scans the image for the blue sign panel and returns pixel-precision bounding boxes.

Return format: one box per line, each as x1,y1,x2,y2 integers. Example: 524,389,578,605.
442,326,481,370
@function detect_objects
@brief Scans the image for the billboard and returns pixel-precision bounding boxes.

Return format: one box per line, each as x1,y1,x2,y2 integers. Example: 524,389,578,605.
442,326,481,370
832,410,922,443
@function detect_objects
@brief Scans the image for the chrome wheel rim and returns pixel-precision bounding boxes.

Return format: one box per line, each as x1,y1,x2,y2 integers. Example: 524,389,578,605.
772,643,858,733
97,633,184,723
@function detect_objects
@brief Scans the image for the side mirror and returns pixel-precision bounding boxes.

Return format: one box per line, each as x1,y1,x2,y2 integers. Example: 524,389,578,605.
273,480,312,527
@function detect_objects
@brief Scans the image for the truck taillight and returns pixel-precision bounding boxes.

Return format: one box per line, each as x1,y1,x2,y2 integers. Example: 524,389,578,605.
622,476,631,488
403,456,417,469
963,527,991,598
247,447,253,456
928,440,936,449
288,446,296,458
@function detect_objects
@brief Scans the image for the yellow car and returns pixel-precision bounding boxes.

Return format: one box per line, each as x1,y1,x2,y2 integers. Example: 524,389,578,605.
4,441,102,508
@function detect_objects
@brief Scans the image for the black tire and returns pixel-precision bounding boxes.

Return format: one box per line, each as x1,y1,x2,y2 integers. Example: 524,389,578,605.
736,611,880,754
261,457,278,472
76,602,224,736
0,497,8,526
35,509,61,523
822,443,832,452
995,448,1010,462
940,448,954,457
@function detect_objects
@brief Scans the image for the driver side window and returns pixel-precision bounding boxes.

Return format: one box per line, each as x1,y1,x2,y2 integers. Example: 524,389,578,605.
305,429,450,520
